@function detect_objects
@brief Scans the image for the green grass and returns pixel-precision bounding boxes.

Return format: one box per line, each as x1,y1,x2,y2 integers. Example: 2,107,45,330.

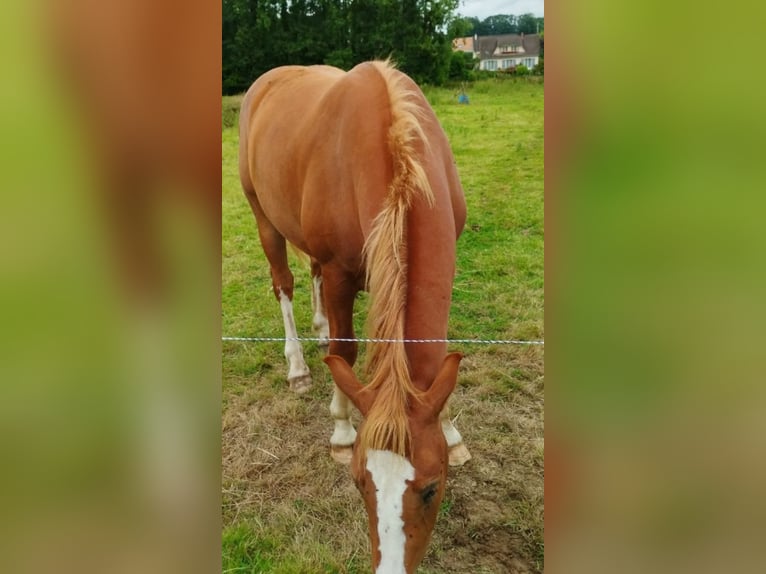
223,77,543,573
223,95,243,130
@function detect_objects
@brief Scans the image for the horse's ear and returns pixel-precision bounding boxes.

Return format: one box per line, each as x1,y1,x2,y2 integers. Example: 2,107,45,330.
422,353,463,418
323,355,374,416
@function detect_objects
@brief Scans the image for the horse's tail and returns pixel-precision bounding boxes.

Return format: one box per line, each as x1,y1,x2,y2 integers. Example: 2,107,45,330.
358,60,434,457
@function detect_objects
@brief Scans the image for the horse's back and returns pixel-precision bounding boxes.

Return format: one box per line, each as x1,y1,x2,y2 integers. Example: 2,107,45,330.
240,63,393,266
239,64,344,191
239,61,464,270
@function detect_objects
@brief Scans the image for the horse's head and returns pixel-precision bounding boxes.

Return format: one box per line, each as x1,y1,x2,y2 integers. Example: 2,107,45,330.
325,353,463,573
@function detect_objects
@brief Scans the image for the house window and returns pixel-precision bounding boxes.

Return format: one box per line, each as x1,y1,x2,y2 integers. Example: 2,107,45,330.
502,59,512,69
524,58,535,68
485,60,497,71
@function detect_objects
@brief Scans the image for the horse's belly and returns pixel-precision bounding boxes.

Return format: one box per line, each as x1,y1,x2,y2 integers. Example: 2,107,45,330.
252,181,307,247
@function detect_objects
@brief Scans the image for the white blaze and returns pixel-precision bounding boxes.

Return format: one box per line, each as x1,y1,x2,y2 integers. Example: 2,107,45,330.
366,449,415,574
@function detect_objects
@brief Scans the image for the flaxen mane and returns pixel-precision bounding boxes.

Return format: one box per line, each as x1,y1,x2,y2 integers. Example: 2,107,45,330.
359,60,435,457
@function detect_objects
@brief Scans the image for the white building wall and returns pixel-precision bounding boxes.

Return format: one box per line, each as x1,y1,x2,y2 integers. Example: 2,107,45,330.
481,56,539,70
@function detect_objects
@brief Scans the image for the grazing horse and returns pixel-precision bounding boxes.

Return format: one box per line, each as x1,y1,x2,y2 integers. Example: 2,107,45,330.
239,60,469,573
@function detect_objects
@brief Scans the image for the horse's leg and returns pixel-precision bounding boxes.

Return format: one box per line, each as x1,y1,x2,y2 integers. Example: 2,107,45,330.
310,258,330,351
322,266,359,464
329,384,356,464
244,195,312,393
277,275,313,394
441,404,472,466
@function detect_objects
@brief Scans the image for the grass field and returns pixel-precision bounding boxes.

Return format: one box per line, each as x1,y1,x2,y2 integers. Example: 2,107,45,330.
222,77,544,573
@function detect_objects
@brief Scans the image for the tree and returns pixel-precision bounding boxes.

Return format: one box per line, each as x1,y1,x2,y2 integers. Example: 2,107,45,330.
223,0,291,94
449,50,474,81
447,16,473,43
396,0,460,85
457,13,544,37
462,16,479,36
223,0,463,93
517,13,539,34
470,14,516,35
535,31,544,75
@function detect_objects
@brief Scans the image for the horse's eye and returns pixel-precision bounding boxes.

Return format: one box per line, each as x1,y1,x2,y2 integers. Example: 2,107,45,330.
421,483,438,505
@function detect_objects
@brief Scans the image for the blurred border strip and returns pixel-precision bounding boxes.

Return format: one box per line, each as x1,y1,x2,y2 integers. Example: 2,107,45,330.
0,2,221,573
546,1,766,573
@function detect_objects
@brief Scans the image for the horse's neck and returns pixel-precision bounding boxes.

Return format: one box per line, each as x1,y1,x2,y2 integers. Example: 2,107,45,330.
403,196,457,391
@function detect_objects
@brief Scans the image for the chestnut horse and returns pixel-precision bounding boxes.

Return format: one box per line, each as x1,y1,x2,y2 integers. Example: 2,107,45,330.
239,61,469,573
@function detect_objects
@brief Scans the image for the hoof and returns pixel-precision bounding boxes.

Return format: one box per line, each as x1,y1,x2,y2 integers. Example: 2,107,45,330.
289,374,313,394
448,442,472,467
330,445,353,465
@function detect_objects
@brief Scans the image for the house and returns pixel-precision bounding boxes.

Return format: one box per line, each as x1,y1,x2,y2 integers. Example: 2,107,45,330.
453,33,542,72
451,35,475,53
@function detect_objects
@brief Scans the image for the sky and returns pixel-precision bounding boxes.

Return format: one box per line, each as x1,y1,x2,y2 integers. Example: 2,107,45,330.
457,0,544,20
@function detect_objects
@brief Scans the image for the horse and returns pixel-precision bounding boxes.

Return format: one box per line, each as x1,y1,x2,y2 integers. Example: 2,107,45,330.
239,60,470,573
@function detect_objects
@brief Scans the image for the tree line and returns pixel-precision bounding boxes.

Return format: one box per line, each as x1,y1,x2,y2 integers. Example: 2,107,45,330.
223,1,543,94
457,13,543,37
